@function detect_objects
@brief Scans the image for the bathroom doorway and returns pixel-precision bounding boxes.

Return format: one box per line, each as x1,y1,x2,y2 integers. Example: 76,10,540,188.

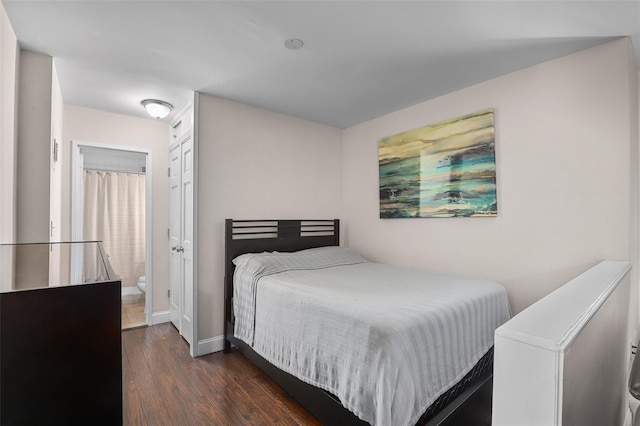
71,142,153,330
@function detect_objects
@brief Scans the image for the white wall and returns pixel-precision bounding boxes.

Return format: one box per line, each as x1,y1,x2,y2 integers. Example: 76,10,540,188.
0,3,19,290
630,54,640,349
63,105,170,313
0,2,18,246
49,60,64,285
343,38,638,317
51,63,64,242
196,94,343,340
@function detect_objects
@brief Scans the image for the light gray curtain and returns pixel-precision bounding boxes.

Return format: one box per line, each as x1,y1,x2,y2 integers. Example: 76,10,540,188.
83,170,146,288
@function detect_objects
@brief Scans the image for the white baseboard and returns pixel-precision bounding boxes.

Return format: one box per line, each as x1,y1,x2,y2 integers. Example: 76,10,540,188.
144,314,223,356
150,310,170,325
198,335,225,356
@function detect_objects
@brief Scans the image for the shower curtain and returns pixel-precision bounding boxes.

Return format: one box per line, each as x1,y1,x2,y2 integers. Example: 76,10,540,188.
83,170,146,288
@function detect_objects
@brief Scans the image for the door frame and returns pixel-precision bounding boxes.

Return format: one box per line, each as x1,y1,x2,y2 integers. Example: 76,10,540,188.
71,140,153,326
192,93,199,357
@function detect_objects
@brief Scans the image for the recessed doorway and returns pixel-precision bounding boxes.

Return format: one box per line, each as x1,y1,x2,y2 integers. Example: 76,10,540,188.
71,141,153,330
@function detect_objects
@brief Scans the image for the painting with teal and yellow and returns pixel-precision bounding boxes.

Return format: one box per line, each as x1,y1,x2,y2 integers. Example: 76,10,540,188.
379,108,497,218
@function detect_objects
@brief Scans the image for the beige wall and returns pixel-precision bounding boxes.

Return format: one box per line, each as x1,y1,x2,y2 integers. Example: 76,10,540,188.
342,39,638,323
63,105,170,313
15,50,54,286
17,50,52,243
196,94,343,340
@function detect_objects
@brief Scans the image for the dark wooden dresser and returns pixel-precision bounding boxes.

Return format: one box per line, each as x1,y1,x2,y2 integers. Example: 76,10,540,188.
0,242,122,425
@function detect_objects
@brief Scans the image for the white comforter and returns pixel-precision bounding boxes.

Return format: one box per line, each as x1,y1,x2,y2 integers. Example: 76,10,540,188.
233,247,511,426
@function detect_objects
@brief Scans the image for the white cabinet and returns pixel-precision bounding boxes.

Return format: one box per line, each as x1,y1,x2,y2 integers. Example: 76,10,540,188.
170,107,193,142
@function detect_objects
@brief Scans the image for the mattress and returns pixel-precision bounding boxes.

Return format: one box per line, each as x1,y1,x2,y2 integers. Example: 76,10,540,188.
232,247,511,426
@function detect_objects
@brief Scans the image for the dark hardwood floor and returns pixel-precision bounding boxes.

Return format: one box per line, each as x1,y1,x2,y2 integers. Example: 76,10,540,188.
122,323,322,425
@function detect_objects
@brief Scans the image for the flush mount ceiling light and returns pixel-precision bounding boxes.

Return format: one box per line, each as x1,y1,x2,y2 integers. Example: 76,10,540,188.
284,38,304,50
141,99,173,119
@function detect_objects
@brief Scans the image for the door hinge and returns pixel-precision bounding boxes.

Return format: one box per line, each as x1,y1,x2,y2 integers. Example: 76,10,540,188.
168,289,171,298
168,228,170,239
168,167,170,177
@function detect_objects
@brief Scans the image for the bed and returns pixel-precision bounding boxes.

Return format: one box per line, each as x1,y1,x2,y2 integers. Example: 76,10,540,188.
224,219,511,425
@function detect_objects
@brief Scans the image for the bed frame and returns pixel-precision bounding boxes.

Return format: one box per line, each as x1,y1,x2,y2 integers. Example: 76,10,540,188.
223,219,493,426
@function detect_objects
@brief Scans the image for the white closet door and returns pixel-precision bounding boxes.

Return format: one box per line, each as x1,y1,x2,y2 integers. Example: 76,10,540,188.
169,142,182,330
168,103,195,349
168,100,196,353
179,135,194,345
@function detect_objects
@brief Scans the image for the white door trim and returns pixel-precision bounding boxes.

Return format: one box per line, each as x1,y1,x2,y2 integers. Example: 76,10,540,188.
70,140,85,285
191,93,199,357
71,140,154,325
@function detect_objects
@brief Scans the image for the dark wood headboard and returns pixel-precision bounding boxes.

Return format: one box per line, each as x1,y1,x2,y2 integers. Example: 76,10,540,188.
223,219,340,352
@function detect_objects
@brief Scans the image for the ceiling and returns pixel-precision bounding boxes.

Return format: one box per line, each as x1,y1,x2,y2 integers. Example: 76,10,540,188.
3,1,640,128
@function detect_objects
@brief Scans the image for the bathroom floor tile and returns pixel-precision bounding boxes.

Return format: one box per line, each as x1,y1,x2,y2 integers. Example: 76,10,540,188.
122,295,146,330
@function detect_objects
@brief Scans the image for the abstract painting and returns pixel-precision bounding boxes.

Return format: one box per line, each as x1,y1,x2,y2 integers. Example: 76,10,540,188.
379,108,497,218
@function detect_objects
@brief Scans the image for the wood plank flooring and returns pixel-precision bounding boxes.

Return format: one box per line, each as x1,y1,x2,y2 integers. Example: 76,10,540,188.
122,323,322,425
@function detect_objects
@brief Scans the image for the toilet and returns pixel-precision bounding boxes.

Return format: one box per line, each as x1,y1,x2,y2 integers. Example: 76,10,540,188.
136,275,146,294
